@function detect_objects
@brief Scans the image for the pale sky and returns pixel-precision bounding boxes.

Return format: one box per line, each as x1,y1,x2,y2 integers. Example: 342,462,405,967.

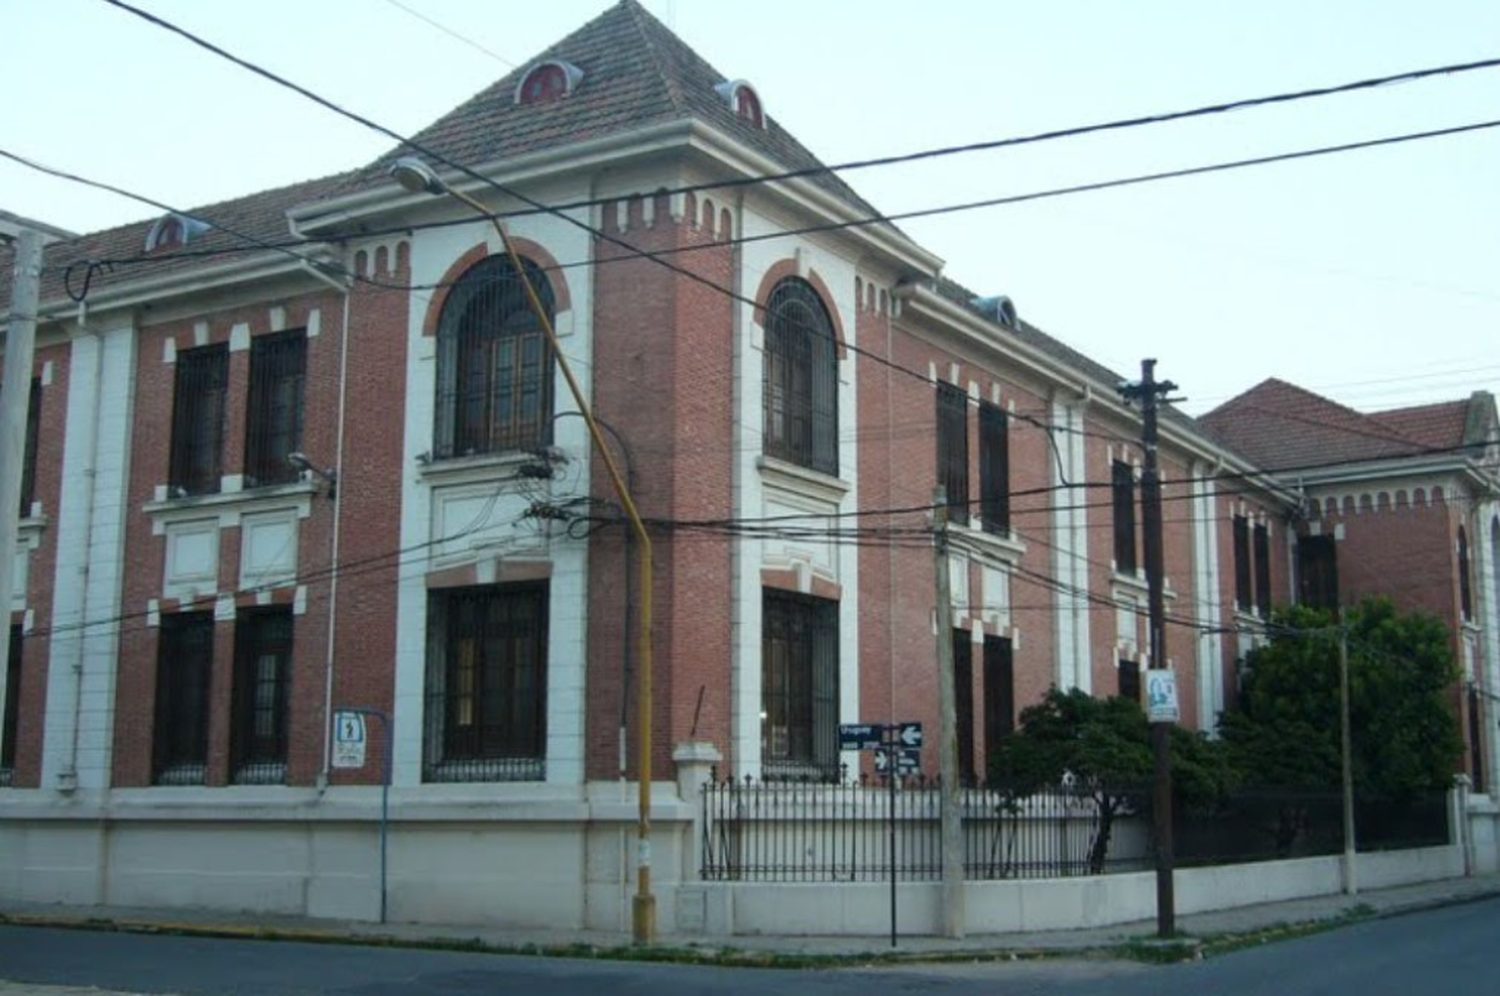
3,0,1497,418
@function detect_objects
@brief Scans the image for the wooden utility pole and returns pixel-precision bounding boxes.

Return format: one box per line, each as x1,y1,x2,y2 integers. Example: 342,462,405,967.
932,486,965,938
1121,358,1177,938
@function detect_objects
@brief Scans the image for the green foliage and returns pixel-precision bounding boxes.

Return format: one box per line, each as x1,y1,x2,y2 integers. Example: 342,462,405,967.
1219,598,1462,800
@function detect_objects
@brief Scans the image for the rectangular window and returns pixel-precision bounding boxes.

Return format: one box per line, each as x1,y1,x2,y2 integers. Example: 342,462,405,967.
5,378,43,518
953,630,975,783
1112,461,1137,574
979,402,1010,536
169,345,229,496
1298,535,1339,611
1232,515,1252,611
1,626,21,785
983,636,1015,759
1253,523,1272,619
761,590,839,781
231,607,293,784
423,584,547,782
244,331,306,488
1118,659,1141,703
1469,686,1486,794
936,383,969,525
154,612,215,785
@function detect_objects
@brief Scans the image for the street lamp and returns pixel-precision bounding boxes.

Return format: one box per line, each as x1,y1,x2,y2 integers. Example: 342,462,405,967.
390,156,659,943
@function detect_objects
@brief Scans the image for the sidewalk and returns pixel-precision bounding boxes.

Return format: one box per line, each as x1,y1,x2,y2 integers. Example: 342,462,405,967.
4,873,1500,961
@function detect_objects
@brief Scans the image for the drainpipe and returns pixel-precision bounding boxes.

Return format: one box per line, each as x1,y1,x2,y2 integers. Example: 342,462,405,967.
298,258,353,785
58,323,107,793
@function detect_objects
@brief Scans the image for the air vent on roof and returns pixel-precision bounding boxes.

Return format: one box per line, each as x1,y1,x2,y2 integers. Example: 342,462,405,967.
144,213,211,253
972,294,1018,330
714,79,764,129
515,60,584,105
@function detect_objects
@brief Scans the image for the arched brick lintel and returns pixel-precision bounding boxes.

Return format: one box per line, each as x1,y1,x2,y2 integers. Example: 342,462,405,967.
421,237,574,337
750,260,847,360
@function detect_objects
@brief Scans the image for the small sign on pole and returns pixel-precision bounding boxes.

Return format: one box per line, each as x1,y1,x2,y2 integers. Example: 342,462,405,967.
333,710,368,768
1146,669,1179,724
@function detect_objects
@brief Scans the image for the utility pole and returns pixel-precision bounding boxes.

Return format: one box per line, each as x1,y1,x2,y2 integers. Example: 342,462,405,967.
932,486,965,938
1120,358,1176,938
1338,618,1358,895
0,229,43,741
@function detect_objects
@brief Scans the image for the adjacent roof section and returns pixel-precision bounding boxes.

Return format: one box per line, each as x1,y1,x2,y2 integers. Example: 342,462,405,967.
0,173,351,315
1199,378,1493,474
326,0,879,217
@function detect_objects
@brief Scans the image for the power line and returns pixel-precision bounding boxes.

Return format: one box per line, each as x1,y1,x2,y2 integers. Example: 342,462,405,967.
378,0,515,67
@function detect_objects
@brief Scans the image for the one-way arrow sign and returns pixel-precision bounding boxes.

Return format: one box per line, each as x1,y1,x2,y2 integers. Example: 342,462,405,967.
875,747,921,774
897,722,923,748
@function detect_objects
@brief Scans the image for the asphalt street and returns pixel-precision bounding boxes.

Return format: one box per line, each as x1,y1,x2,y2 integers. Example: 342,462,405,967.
1,896,1496,995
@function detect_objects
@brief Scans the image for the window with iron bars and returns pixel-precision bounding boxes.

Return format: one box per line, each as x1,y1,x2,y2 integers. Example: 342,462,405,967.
154,612,214,785
231,607,293,784
169,345,228,496
761,589,839,781
979,402,1010,536
423,584,547,782
983,635,1015,754
2,379,42,518
1253,522,1272,619
1232,515,1252,611
433,255,555,460
244,331,306,488
1,626,21,786
763,278,838,476
1112,461,1137,574
936,383,968,525
1298,534,1339,611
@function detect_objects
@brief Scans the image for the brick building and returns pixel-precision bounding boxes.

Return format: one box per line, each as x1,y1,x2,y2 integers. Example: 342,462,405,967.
2,0,1497,930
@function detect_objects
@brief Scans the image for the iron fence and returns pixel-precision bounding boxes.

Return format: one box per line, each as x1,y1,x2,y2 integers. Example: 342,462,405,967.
700,773,1133,882
701,774,1451,882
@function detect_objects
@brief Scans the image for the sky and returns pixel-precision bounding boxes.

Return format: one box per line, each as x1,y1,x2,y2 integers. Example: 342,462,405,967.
3,0,1498,418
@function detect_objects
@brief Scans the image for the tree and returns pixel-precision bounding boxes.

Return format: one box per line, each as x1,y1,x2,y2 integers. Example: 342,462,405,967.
989,687,1232,873
1220,598,1462,802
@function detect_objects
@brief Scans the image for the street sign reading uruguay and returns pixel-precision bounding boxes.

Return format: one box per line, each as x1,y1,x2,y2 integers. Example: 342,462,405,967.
838,723,884,751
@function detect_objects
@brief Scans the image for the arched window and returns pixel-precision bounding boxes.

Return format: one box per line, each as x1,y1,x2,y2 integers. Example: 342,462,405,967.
1459,526,1473,622
434,255,555,459
514,60,583,105
763,278,837,475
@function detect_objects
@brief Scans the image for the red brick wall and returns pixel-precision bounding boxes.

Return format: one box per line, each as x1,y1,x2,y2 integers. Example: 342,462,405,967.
112,283,351,787
588,194,735,779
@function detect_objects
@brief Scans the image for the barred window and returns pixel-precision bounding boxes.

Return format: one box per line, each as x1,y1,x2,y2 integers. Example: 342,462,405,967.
232,608,293,784
1459,526,1473,622
4,378,42,517
763,278,838,476
244,331,306,488
169,345,228,496
761,590,839,781
1232,515,1252,611
1298,535,1339,611
1,626,21,785
953,629,975,783
423,584,547,782
154,612,215,785
434,255,555,460
983,635,1014,749
1253,523,1272,619
979,402,1010,536
936,383,968,525
1112,461,1137,574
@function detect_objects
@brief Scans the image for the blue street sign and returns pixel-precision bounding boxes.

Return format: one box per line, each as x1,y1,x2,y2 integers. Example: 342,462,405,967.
897,722,924,748
874,747,921,774
839,723,883,751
